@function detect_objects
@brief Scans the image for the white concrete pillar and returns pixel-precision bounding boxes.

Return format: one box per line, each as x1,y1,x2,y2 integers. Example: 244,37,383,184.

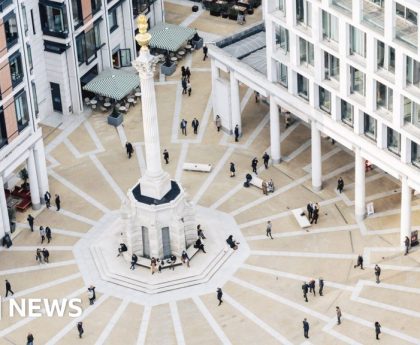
400,176,412,248
270,97,281,163
34,139,49,201
0,176,10,236
311,122,322,191
354,148,366,221
384,0,395,42
210,58,219,121
27,149,41,210
230,72,241,135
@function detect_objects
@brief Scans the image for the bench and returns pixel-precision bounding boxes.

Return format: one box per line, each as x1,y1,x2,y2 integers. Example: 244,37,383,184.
292,208,311,228
183,163,212,172
16,198,32,212
249,176,264,189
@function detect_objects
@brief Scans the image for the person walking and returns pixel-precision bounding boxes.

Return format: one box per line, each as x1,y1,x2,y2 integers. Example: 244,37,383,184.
302,282,309,302
181,66,186,79
255,91,260,103
46,226,52,243
185,67,191,83
5,279,14,297
42,248,49,263
77,321,84,338
203,45,208,61
180,119,187,136
187,81,192,96
181,250,190,267
251,158,258,174
336,306,342,325
262,181,268,195
310,207,319,224
217,287,223,306
197,225,206,239
266,220,273,239
215,115,221,132
163,149,169,164
354,255,364,269
55,194,61,211
230,162,236,177
125,142,134,159
27,333,34,345
40,226,46,244
87,287,95,305
130,254,138,270
194,238,206,253
234,124,239,142
337,177,344,193
89,285,96,303
375,321,381,340
404,236,410,255
319,278,324,296
192,118,199,134
308,280,316,296
181,78,187,95
307,203,313,221
44,191,51,208
27,214,34,232
375,264,381,284
285,112,291,128
303,318,310,338
262,152,270,169
36,248,43,263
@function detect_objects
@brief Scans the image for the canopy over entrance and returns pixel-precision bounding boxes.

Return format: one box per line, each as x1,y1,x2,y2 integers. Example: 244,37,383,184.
149,23,196,52
82,68,139,100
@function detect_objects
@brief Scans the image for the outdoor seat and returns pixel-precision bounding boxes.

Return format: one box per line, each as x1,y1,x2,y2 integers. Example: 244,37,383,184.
84,98,91,105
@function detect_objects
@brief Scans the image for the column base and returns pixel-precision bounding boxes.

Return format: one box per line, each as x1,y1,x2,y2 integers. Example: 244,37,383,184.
32,203,41,211
355,212,366,222
272,158,281,164
312,184,322,192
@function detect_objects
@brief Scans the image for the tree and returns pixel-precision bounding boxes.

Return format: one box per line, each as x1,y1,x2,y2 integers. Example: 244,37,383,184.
19,168,29,189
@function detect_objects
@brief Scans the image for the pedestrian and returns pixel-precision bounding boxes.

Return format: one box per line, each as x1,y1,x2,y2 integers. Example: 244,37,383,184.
234,124,239,142
197,225,206,239
194,238,206,253
303,318,310,338
77,321,84,338
192,117,199,134
375,264,381,284
251,157,258,174
185,67,191,83
181,66,186,79
310,207,319,224
46,226,52,243
44,191,51,208
307,203,313,221
180,119,187,136
318,277,324,296
27,333,34,345
285,112,291,128
375,321,381,340
215,115,222,132
230,162,236,177
181,250,190,267
308,279,316,296
181,78,187,95
336,306,342,325
337,177,344,193
226,235,239,250
255,91,260,103
354,254,364,269
36,248,43,263
87,287,94,305
203,45,208,61
217,287,223,306
5,279,14,297
55,194,61,211
262,180,268,195
262,152,270,169
266,221,273,239
302,282,309,302
163,149,169,164
40,226,46,244
42,248,49,263
130,253,138,270
89,285,96,303
187,81,192,96
27,214,34,232
125,142,134,159
151,257,157,275
404,236,410,255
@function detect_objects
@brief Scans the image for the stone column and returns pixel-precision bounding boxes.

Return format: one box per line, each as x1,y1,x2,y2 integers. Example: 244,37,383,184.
400,176,412,248
27,149,41,210
230,72,241,135
354,148,366,221
311,122,322,191
34,139,49,201
269,96,281,163
0,176,10,236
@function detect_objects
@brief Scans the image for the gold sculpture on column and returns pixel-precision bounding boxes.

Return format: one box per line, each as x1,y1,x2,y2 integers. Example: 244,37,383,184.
135,15,151,50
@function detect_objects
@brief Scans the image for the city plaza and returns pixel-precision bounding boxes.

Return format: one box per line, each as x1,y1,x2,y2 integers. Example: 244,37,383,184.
1,0,420,344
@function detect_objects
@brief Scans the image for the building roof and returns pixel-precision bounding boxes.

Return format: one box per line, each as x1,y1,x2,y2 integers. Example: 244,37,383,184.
149,23,196,52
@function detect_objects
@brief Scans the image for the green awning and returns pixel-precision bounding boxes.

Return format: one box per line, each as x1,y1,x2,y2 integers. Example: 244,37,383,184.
82,68,139,100
149,23,196,52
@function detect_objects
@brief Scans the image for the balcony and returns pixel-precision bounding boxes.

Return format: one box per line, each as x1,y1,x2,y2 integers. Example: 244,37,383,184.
396,16,418,50
331,0,352,16
362,0,384,33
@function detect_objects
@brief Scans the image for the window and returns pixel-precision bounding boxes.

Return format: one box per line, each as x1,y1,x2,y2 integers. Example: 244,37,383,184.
275,25,289,53
364,113,376,139
299,38,314,66
296,0,311,27
9,53,24,87
324,52,339,80
4,13,18,48
31,81,39,116
297,73,309,100
406,56,420,89
30,9,36,35
412,142,420,167
76,34,85,64
319,87,331,113
396,3,417,25
39,1,68,38
403,97,420,128
341,100,353,125
277,0,285,13
14,91,29,131
376,41,395,73
277,62,288,87
0,108,6,148
109,7,118,32
91,0,101,14
27,44,33,72
71,0,83,28
322,10,338,42
369,0,384,7
350,67,365,96
132,0,155,17
349,25,366,57
387,127,400,154
112,48,131,68
83,24,101,63
376,81,393,111
21,5,28,35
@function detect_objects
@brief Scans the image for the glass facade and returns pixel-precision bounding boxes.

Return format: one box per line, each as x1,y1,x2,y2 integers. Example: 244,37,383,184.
277,62,288,87
322,10,339,42
319,87,331,113
4,12,18,48
387,127,400,154
299,38,314,66
39,2,68,37
9,53,24,87
376,41,395,72
109,7,118,32
71,0,83,28
412,142,420,167
350,67,365,96
364,113,376,139
376,81,393,111
406,56,420,89
403,97,420,128
14,91,29,132
349,25,366,57
297,73,309,100
341,100,353,125
275,25,289,53
324,52,339,80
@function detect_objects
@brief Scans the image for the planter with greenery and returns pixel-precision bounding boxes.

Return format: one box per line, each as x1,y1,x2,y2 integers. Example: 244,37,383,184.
19,168,29,190
161,54,176,76
107,107,123,127
192,32,204,50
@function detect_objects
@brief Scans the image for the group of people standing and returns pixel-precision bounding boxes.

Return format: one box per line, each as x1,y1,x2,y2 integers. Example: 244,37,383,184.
181,66,192,96
180,118,200,136
44,191,61,211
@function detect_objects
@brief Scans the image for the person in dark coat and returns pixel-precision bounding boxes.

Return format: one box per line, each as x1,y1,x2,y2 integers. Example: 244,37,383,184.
42,248,50,263
197,225,206,240
203,45,208,61
354,255,364,269
77,321,84,338
180,119,187,136
336,306,342,325
310,207,319,224
375,321,381,340
26,333,34,345
262,152,270,169
44,191,51,208
303,318,310,338
163,149,169,164
117,243,127,257
251,158,258,174
337,177,344,193
404,236,410,255
230,162,236,177
319,278,324,296
5,279,14,297
181,250,190,267
185,67,191,83
181,66,186,79
55,194,61,211
194,238,206,253
125,142,134,159
234,125,239,142
226,235,239,250
27,214,34,232
181,78,187,95
302,282,309,302
130,254,138,270
46,226,52,243
375,264,381,284
217,287,223,305
308,280,316,296
192,118,199,134
307,203,313,221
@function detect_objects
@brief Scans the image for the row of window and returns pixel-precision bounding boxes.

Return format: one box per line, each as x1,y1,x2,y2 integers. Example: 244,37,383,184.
76,23,101,64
